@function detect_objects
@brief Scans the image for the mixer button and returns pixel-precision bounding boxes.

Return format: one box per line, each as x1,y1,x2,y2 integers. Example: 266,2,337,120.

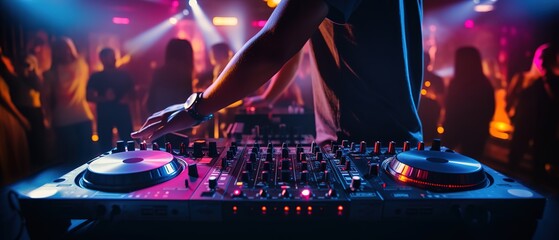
280,189,292,198
232,189,244,198
341,140,349,148
368,163,379,177
335,149,343,159
188,164,199,177
193,141,204,158
345,160,351,171
403,141,410,152
139,141,147,150
430,139,441,151
152,142,160,151
208,176,217,190
359,141,367,153
320,161,327,171
417,141,425,150
326,188,338,198
258,189,268,198
373,141,381,155
179,142,187,155
115,140,126,153
282,148,289,158
208,141,218,157
315,152,323,161
387,141,396,154
350,176,362,190
127,141,135,151
249,152,257,162
226,150,234,159
340,156,347,165
301,161,308,171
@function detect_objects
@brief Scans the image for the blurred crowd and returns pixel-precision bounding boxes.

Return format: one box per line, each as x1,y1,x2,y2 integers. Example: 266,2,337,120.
1,29,558,187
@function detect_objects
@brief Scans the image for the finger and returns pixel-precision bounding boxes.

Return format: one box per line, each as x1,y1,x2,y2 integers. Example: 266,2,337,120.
131,120,164,140
148,124,171,142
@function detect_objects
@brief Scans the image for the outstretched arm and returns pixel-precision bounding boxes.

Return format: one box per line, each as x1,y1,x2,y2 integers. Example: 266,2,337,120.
244,49,303,107
132,0,329,141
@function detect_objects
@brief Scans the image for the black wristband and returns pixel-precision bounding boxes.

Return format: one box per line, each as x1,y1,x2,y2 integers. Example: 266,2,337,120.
183,92,213,126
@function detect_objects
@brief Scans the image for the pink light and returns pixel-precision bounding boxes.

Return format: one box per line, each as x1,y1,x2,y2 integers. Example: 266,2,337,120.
251,20,267,28
464,19,474,29
171,0,179,8
112,17,130,25
301,189,310,197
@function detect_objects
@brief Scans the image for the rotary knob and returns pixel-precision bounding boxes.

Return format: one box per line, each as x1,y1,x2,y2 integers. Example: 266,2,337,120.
152,142,160,151
326,188,337,198
359,141,367,153
139,141,147,150
188,163,199,177
208,176,217,190
335,149,343,159
280,189,292,198
403,141,410,152
193,141,204,158
373,141,381,155
115,140,126,153
315,152,323,161
179,142,187,155
350,176,361,190
387,141,396,154
258,189,268,198
249,152,257,162
417,141,425,150
165,142,173,153
127,141,135,151
208,141,218,157
368,163,379,177
430,139,441,151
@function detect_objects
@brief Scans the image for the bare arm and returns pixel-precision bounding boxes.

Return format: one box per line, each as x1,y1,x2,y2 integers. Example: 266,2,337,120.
132,0,329,140
244,49,303,107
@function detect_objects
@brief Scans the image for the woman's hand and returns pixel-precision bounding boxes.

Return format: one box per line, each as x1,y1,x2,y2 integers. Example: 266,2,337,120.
131,104,197,141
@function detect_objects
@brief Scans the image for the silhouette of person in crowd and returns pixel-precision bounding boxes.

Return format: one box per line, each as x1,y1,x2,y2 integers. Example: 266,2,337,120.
87,48,135,152
42,37,95,163
443,46,495,161
507,43,548,172
146,38,195,145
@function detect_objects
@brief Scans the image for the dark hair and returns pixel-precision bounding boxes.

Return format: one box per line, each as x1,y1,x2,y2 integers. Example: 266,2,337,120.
454,46,485,81
164,38,193,69
99,47,115,59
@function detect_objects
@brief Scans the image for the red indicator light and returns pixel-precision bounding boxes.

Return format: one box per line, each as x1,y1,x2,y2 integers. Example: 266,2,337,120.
284,206,290,212
307,206,312,211
296,206,301,211
232,206,238,211
337,205,344,211
261,206,267,212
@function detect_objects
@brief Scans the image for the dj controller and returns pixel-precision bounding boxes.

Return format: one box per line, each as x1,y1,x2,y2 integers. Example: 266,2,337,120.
16,131,547,238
